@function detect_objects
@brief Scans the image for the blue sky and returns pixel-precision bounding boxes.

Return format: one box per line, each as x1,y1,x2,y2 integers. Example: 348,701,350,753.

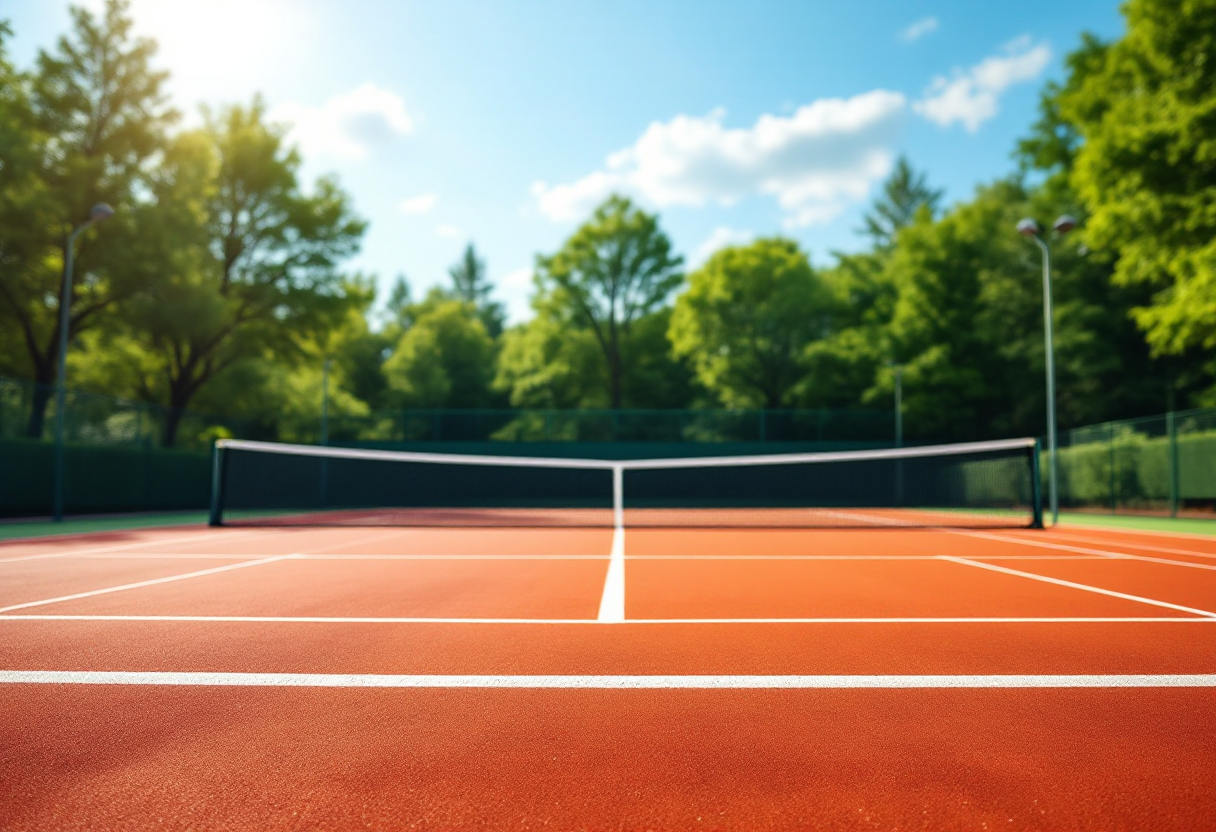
5,0,1124,324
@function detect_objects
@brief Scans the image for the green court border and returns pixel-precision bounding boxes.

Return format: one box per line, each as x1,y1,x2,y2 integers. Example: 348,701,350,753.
0,512,209,542
1057,512,1216,536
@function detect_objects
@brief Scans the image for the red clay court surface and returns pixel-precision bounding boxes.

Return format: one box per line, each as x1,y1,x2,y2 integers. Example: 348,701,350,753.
1,522,1214,830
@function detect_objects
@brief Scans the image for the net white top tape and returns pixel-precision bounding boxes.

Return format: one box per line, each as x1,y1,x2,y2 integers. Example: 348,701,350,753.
216,437,1037,471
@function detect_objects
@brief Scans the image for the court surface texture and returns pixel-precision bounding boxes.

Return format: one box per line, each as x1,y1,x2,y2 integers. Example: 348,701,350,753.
2,522,1214,830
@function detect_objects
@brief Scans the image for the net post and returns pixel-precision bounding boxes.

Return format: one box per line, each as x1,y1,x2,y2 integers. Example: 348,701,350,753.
612,465,624,530
1030,438,1044,529
208,440,225,527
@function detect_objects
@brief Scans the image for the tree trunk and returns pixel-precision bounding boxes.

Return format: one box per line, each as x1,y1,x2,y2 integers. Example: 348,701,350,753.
161,406,185,448
609,353,623,409
25,356,57,439
26,380,54,439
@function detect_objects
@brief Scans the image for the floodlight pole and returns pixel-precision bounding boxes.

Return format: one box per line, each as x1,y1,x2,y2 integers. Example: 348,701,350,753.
1030,233,1058,526
53,204,115,522
1018,216,1075,528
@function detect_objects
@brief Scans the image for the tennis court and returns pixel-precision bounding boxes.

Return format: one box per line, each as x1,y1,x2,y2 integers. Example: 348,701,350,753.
2,440,1214,830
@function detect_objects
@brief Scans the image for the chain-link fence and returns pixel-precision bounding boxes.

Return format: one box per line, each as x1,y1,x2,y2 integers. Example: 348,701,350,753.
321,407,898,444
1054,409,1216,517
0,375,251,450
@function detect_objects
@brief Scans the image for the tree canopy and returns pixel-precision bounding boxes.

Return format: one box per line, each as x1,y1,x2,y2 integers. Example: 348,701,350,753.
1,0,1213,450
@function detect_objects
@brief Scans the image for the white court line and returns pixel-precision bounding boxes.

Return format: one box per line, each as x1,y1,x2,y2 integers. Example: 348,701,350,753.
597,531,626,622
295,528,420,555
0,614,1205,624
2,670,1213,688
941,556,1216,618
0,555,294,614
0,528,267,563
72,554,285,561
1025,531,1216,560
300,554,612,561
1058,522,1216,542
950,530,1216,571
595,467,626,623
627,554,1113,561
57,554,1108,561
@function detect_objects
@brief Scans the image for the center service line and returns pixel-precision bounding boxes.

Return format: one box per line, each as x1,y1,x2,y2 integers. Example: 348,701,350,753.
2,671,1214,688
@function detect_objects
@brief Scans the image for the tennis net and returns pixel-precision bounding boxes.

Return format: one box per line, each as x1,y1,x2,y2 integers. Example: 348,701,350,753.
209,437,1042,529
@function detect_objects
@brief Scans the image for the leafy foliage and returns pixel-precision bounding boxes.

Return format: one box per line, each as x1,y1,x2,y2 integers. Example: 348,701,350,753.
384,295,499,408
1051,0,1216,355
534,196,683,408
2,0,1213,452
670,238,837,408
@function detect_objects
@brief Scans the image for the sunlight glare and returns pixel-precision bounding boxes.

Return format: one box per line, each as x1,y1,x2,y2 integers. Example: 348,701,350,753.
124,0,315,107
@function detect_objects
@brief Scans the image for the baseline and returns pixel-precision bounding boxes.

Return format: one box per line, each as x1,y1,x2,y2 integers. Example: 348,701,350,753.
1,614,1203,624
3,670,1213,688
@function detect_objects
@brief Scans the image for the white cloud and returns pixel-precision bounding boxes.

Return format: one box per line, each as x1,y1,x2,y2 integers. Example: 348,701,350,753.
900,17,938,42
435,224,461,238
399,193,438,214
693,227,754,267
531,90,906,228
915,37,1051,132
270,83,414,160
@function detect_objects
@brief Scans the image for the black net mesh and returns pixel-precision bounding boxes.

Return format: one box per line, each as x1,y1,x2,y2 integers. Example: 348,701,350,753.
212,440,1038,528
622,446,1036,527
217,446,614,527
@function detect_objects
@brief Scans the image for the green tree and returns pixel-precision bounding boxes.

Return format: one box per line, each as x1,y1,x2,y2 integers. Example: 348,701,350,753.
0,21,47,378
877,178,1168,439
493,306,695,411
114,100,365,445
1053,0,1216,357
534,195,683,408
448,243,505,338
0,0,174,436
383,296,498,408
669,238,837,408
796,250,899,408
859,156,942,247
494,315,605,409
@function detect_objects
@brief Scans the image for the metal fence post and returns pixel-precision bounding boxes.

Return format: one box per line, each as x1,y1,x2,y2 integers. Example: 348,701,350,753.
1168,410,1179,517
1109,424,1117,514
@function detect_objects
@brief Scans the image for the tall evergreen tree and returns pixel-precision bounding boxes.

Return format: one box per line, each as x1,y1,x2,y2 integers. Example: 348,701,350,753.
859,156,943,247
448,243,505,338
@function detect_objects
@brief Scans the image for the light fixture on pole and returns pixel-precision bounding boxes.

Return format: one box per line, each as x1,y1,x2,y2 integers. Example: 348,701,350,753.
1017,214,1077,527
53,203,116,522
